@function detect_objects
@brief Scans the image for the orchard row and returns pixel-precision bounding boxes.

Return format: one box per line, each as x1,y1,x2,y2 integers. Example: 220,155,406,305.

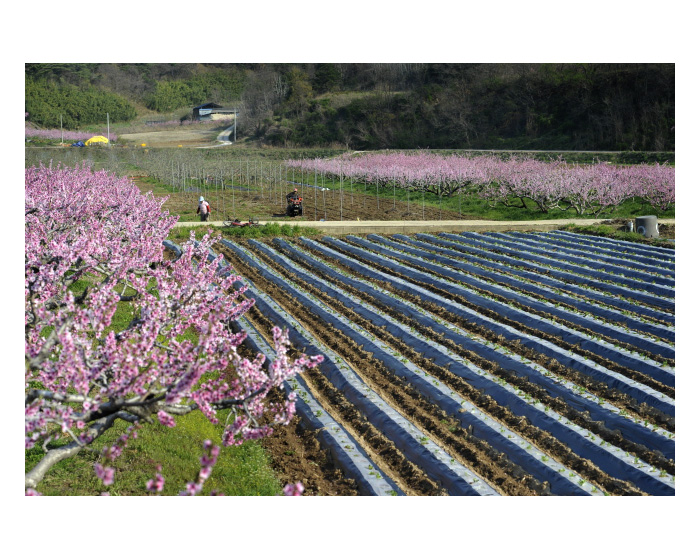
287,153,675,215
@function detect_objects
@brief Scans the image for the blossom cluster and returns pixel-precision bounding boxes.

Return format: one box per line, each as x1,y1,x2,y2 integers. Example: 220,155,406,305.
283,482,304,496
25,163,322,491
476,158,675,215
180,440,221,496
146,466,165,493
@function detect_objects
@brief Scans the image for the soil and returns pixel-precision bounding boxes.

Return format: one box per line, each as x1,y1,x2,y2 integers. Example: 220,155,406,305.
223,239,669,494
231,256,451,496
135,179,469,223
119,127,225,148
277,239,672,481
257,407,360,496
230,337,360,496
323,238,675,398
159,198,675,495
340,238,673,366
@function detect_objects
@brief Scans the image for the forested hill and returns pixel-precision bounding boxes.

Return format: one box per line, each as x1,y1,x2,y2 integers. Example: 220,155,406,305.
25,63,674,151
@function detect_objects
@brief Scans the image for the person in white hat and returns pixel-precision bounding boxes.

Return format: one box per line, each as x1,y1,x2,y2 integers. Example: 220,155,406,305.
196,195,211,222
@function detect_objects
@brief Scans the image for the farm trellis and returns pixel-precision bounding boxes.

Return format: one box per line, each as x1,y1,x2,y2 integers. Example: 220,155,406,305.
189,228,675,495
131,151,296,221
25,150,477,222
125,151,472,222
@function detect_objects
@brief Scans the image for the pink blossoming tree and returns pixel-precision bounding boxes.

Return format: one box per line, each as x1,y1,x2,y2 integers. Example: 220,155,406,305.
25,163,322,493
286,153,675,214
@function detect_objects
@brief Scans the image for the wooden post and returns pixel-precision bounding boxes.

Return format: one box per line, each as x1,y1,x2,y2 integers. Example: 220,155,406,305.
340,166,343,221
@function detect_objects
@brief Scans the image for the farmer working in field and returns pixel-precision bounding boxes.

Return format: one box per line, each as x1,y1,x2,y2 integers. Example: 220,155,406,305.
286,187,300,203
197,196,211,222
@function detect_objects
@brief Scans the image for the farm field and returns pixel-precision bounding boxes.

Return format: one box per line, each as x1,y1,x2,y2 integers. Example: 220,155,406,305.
24,147,675,225
168,229,676,496
24,152,676,496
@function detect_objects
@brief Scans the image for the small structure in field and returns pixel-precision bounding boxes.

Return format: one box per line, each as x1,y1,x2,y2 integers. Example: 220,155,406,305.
635,215,659,238
192,103,238,122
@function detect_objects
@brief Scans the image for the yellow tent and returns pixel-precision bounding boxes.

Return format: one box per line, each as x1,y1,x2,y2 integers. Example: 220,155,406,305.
85,136,109,145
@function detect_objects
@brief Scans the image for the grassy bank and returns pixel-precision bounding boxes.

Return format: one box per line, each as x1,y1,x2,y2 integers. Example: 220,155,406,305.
168,222,324,242
25,412,283,496
559,222,675,249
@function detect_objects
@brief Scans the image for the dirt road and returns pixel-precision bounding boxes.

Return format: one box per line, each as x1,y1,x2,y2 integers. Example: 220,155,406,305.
119,123,233,148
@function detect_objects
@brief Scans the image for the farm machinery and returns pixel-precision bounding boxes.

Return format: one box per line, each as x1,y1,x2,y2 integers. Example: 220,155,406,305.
286,189,303,217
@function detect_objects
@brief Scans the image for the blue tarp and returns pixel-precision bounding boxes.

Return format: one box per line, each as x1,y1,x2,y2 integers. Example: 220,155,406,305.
71,141,85,147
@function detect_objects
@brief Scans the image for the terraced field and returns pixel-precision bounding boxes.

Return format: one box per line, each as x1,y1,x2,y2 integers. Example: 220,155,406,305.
166,230,675,495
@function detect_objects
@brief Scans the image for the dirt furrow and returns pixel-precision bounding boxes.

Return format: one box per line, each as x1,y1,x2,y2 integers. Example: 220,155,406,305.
287,240,674,431
294,240,674,476
242,300,444,496
318,239,675,400
382,239,674,345
428,246,675,327
224,243,547,495
342,237,674,367
248,240,662,495
426,236,675,315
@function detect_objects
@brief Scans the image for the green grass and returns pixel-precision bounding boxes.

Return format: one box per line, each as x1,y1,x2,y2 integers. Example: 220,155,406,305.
26,412,283,496
137,175,180,194
560,223,675,248
458,195,676,221
222,222,323,238
167,222,323,242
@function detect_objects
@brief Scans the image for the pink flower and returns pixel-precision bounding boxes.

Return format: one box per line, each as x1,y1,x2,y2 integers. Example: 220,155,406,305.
146,473,165,493
157,411,176,428
180,482,200,496
283,482,304,496
94,463,115,486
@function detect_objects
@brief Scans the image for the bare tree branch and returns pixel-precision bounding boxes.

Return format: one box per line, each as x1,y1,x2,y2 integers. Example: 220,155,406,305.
25,412,120,489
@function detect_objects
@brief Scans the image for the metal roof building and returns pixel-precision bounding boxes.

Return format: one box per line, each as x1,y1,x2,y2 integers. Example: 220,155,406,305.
192,103,237,121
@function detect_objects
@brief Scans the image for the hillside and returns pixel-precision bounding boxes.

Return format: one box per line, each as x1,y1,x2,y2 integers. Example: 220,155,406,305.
25,63,675,152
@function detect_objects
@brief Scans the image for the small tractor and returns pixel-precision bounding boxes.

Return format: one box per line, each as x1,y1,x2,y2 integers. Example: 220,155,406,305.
286,192,303,217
